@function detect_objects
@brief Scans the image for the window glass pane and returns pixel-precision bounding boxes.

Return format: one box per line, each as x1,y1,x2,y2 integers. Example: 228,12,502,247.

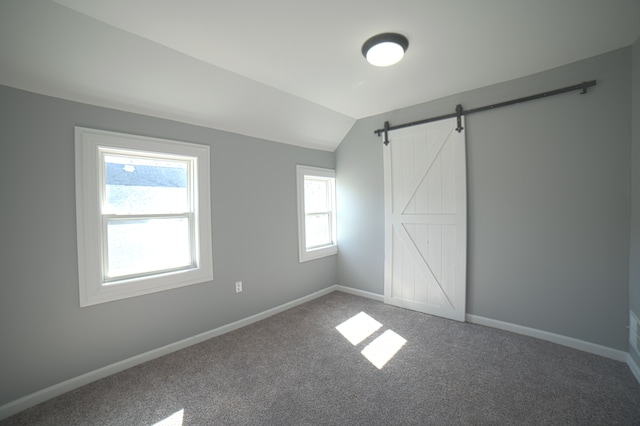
304,178,329,213
106,217,192,279
104,155,189,214
305,213,331,249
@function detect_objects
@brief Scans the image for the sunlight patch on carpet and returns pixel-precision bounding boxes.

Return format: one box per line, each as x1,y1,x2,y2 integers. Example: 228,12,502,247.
152,409,184,426
335,312,382,345
361,330,407,369
335,312,407,369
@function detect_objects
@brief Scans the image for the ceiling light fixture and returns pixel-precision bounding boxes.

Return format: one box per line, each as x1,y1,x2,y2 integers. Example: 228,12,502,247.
362,33,409,67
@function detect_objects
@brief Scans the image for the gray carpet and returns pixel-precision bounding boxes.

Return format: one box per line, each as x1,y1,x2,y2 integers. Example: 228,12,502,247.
3,291,640,425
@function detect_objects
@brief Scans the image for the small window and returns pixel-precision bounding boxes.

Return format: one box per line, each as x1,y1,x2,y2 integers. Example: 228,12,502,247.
75,127,213,306
296,165,337,262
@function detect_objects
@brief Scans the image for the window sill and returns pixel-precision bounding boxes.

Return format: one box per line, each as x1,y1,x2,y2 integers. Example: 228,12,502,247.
299,245,337,263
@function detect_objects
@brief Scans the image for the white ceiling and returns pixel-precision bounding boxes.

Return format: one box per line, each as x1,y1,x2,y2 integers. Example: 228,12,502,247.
1,1,639,151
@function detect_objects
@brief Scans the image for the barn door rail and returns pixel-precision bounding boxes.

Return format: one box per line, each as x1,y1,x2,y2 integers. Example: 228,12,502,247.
374,80,597,145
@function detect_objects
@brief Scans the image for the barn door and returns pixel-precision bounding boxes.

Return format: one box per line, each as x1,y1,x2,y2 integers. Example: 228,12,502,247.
383,118,467,321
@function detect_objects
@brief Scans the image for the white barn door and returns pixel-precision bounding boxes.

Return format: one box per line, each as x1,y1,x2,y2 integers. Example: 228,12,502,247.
383,118,467,321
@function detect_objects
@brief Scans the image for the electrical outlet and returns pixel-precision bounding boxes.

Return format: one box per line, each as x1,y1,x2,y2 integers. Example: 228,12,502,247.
235,281,242,293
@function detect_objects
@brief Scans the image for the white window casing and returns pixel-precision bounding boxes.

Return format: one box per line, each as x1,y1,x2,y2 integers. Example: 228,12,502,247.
296,165,337,262
75,127,213,306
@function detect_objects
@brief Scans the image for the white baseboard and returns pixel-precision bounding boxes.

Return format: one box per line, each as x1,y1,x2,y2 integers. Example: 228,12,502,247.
334,285,384,302
466,314,628,362
628,353,640,384
0,285,337,421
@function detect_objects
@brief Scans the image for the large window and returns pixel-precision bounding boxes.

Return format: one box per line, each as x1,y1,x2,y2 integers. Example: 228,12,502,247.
75,127,213,306
296,165,337,262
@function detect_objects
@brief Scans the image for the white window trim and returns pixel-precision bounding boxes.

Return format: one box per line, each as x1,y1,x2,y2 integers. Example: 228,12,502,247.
296,165,337,262
75,127,213,307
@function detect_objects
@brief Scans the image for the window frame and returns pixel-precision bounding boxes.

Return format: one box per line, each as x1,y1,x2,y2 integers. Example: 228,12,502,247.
75,127,213,307
296,165,337,262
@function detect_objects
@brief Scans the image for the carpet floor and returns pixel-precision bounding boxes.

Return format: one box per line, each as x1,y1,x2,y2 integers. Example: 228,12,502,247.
2,291,640,425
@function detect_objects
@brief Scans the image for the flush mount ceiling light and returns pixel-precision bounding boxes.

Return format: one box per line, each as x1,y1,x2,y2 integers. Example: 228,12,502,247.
362,33,409,67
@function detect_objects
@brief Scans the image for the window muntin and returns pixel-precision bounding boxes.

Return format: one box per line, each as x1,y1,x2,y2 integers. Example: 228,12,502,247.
75,127,213,306
297,165,337,262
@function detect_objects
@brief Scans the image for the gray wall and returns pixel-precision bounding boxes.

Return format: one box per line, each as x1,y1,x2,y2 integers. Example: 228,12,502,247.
631,36,640,367
337,48,631,351
0,85,336,406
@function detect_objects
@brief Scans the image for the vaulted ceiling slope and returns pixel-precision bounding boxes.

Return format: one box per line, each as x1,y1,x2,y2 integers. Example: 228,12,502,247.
1,1,639,151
